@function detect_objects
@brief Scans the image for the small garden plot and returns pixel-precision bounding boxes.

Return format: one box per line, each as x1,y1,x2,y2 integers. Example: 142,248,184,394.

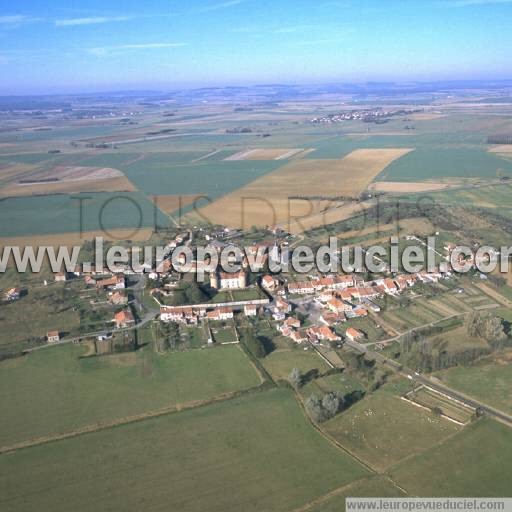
301,372,365,399
211,325,238,344
262,348,330,382
339,317,387,343
424,297,458,317
414,298,449,320
441,293,473,312
380,311,411,332
390,307,425,328
404,386,474,424
179,325,208,348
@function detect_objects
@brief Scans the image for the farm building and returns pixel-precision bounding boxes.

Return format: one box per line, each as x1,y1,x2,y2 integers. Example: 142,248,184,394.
114,309,135,329
47,331,60,343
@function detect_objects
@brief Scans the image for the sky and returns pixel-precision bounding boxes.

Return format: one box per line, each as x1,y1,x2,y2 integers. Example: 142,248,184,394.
0,0,511,94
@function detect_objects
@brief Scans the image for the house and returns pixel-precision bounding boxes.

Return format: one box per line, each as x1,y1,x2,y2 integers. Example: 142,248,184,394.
320,311,345,326
333,275,355,289
160,306,185,323
244,304,258,317
261,275,276,291
383,278,398,294
54,271,67,282
96,275,125,290
327,298,352,313
345,327,364,342
210,270,246,290
308,325,340,342
84,275,95,286
313,277,335,290
3,287,20,302
283,316,301,329
274,297,291,314
114,309,135,329
287,281,315,294
47,330,60,343
109,291,128,305
207,306,233,321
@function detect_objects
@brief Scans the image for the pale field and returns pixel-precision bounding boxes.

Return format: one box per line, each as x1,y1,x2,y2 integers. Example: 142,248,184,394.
0,176,136,197
0,165,136,197
199,148,412,229
488,145,512,154
369,181,457,193
152,194,203,215
0,228,154,248
224,148,306,161
409,112,445,121
0,163,39,183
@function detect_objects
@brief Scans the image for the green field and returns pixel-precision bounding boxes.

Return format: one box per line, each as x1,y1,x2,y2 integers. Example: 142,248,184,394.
0,191,170,237
119,159,284,197
0,343,261,448
308,476,406,512
0,388,370,512
434,355,512,414
323,382,460,472
378,148,512,181
262,348,330,382
388,419,512,496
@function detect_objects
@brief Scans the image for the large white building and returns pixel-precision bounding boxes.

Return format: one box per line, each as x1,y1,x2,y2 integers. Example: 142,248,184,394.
210,270,246,290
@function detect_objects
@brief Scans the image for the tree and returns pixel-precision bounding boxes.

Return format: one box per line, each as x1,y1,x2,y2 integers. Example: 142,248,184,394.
322,392,342,418
288,367,302,388
305,394,326,423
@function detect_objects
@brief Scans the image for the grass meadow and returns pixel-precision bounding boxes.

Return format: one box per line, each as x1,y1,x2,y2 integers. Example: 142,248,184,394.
0,343,261,448
0,388,369,512
388,419,512,497
323,382,460,472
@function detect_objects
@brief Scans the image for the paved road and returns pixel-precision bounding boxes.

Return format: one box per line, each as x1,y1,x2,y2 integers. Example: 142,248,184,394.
344,338,512,427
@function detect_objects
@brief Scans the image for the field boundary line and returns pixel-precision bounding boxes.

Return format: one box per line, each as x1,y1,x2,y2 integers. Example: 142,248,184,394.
0,384,270,456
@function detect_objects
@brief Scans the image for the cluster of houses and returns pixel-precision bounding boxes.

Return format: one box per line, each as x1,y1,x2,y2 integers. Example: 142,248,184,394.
267,270,447,346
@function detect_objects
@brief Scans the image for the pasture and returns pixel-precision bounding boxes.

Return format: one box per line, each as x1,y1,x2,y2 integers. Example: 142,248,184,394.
388,419,512,497
323,382,460,472
0,343,261,448
434,351,512,415
308,476,406,512
261,348,331,381
0,388,370,512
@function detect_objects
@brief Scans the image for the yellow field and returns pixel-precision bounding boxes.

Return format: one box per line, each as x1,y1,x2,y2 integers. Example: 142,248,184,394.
0,177,136,197
488,145,512,153
409,112,445,121
199,148,412,229
224,148,306,161
0,228,154,248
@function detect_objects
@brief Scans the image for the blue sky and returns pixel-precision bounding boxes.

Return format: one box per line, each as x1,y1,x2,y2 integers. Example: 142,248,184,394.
1,0,511,94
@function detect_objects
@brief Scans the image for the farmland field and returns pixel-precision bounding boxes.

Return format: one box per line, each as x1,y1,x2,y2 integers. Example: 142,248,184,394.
388,419,512,497
434,352,512,415
0,343,261,448
199,148,411,228
0,388,370,512
261,348,330,381
308,476,406,512
0,191,169,238
323,382,460,472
